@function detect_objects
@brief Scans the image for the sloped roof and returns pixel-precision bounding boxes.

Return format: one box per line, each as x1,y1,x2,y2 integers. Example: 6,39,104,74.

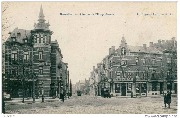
147,46,163,54
127,45,163,54
127,45,146,53
7,28,31,43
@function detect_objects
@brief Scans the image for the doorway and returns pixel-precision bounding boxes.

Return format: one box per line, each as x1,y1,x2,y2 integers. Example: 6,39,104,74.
121,83,126,96
160,82,163,94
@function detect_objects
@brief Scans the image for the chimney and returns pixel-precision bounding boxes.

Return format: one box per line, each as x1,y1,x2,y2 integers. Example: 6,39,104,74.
149,42,153,47
111,46,115,54
158,40,161,44
93,66,95,71
109,48,112,55
162,40,165,44
143,44,147,50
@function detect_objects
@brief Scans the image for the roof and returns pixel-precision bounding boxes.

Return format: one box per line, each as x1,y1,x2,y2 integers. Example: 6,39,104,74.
7,28,31,43
127,45,163,54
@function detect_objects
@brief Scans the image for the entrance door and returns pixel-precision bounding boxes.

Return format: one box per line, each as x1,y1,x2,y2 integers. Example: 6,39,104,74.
174,83,177,94
121,83,126,96
160,82,163,94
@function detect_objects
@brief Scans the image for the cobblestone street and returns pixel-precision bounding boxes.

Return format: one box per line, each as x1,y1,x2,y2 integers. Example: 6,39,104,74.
5,95,177,114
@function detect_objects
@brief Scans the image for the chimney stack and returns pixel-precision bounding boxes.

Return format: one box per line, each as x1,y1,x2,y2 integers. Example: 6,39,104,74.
93,66,95,71
111,46,115,54
149,42,153,47
158,40,161,44
109,48,112,55
143,44,147,50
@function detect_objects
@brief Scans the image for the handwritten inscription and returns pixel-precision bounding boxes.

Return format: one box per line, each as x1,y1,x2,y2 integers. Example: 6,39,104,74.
145,114,177,118
60,13,114,16
137,12,173,16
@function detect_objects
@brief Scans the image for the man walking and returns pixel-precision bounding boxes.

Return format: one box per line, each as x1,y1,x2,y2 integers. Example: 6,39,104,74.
166,91,172,108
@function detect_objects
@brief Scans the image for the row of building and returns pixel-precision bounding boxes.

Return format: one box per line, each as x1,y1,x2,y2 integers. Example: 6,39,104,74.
2,6,70,98
89,36,177,97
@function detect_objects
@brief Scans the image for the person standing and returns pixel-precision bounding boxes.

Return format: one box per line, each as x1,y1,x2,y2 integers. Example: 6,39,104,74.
166,91,172,108
164,93,167,108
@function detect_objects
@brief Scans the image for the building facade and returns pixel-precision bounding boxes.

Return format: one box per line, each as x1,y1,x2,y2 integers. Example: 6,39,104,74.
3,6,69,98
90,36,177,97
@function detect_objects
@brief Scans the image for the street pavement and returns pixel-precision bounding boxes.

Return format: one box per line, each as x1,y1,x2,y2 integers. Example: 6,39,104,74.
5,95,177,114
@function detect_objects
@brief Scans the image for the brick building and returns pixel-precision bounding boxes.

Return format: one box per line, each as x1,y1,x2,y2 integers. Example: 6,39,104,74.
90,36,177,97
3,6,69,98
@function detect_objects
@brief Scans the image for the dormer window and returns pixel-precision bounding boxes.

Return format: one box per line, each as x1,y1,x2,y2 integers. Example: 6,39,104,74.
121,47,126,55
12,37,16,42
135,57,139,65
24,39,28,43
17,32,21,38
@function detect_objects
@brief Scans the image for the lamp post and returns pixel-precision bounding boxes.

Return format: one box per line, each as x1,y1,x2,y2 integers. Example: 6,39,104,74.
22,66,25,103
32,73,36,103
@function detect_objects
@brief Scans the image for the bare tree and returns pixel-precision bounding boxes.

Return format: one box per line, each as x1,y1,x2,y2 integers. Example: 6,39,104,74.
2,2,14,42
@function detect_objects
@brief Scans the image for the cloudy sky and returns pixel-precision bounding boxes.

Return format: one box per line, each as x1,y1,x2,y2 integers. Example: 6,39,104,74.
2,2,176,84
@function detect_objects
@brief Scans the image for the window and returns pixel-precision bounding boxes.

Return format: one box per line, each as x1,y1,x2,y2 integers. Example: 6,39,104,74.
141,83,147,93
167,58,171,63
37,34,40,43
121,47,126,55
152,58,156,65
115,83,120,93
142,72,146,79
152,82,157,91
127,72,132,79
39,51,43,60
136,69,139,76
116,71,120,76
39,67,43,74
12,67,18,76
160,59,163,66
121,60,127,65
24,52,29,61
142,58,146,65
43,37,45,43
135,57,139,65
24,39,28,43
33,35,37,43
11,51,18,61
41,34,44,43
12,37,16,42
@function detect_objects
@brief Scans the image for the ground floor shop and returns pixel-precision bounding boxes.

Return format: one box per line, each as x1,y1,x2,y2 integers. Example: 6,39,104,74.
97,80,177,97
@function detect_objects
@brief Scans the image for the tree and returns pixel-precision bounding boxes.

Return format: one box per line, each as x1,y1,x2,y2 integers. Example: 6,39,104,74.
69,79,72,97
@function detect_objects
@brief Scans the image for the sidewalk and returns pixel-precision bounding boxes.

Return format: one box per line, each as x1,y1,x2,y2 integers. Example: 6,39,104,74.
5,97,60,105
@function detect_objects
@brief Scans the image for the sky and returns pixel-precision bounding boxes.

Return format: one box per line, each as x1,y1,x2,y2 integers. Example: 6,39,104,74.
2,2,177,84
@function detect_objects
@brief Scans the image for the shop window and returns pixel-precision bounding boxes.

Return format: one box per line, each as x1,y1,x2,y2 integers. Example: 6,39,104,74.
127,83,132,93
136,83,140,93
167,83,172,91
152,82,157,91
115,83,120,93
141,83,147,93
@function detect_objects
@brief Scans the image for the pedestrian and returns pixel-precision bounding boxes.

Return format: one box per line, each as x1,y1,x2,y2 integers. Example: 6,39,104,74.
62,91,65,102
131,91,133,98
164,93,167,108
166,91,172,108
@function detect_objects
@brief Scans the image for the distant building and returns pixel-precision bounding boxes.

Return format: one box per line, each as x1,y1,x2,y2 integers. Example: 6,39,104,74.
90,36,177,97
3,6,69,98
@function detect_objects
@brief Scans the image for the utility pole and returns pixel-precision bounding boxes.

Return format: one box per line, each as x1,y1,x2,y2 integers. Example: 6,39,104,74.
32,48,35,103
32,73,35,103
22,66,25,103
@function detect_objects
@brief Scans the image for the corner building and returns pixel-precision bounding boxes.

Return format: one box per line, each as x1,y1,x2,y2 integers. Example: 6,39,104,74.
90,36,177,97
3,6,68,98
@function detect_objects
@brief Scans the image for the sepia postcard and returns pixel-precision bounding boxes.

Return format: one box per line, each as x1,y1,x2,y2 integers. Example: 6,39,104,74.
1,1,178,117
